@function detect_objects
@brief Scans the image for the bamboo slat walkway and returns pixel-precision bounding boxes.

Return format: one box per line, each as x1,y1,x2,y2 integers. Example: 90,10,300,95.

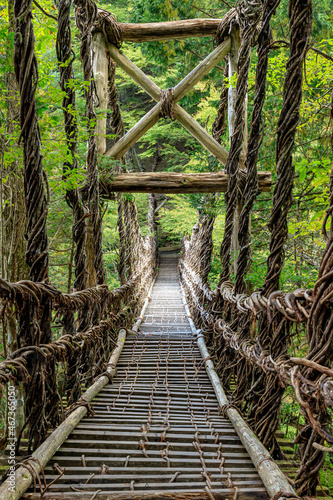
23,252,269,499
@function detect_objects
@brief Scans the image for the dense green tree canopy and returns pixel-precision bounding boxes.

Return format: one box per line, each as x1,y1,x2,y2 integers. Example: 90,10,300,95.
0,0,332,291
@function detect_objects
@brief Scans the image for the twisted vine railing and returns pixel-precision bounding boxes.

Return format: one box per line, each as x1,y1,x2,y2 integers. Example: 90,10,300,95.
0,0,158,455
0,0,331,497
180,0,333,496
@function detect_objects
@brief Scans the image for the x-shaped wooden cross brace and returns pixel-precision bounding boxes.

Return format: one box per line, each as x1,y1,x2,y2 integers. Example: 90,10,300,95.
104,38,231,163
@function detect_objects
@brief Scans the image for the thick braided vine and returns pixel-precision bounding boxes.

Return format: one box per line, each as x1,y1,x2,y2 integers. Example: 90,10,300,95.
219,0,263,284
56,0,87,292
14,0,52,347
263,0,312,296
235,0,281,293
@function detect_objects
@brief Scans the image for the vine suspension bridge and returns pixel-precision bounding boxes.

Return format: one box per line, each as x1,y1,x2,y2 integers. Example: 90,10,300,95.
0,0,333,499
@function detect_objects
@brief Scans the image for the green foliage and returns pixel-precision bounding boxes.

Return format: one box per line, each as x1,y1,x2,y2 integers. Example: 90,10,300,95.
0,0,332,296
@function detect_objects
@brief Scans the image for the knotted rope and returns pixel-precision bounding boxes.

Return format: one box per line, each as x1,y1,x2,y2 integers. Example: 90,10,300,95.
94,9,123,48
160,88,175,120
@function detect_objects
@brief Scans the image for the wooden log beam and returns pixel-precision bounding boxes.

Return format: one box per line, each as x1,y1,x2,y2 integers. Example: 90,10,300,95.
104,103,162,160
117,18,222,43
105,39,231,162
180,287,297,500
106,42,161,102
173,38,231,102
106,37,230,105
99,171,272,195
173,104,229,165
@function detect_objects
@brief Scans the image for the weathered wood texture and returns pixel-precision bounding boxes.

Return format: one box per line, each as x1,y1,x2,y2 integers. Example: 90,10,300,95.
92,33,109,154
117,18,222,43
100,171,272,194
104,39,231,162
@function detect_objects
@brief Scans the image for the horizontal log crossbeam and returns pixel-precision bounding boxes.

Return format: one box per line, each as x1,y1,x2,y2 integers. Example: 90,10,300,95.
100,171,272,195
115,18,223,43
104,38,231,163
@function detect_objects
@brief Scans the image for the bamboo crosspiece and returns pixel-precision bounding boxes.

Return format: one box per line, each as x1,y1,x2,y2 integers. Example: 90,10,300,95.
104,38,231,163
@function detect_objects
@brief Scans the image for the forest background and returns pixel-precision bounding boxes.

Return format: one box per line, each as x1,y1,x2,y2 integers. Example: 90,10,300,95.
0,0,332,492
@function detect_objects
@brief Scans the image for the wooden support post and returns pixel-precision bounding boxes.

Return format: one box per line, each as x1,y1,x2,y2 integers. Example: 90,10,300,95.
227,28,248,275
93,33,109,154
0,277,157,500
104,39,231,163
99,171,272,195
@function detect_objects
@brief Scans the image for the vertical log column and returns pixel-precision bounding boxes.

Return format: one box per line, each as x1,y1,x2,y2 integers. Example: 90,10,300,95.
93,32,109,154
228,27,248,276
75,0,105,289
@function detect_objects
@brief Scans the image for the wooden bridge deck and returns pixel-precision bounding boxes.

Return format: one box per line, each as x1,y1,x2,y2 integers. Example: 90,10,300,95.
23,252,269,499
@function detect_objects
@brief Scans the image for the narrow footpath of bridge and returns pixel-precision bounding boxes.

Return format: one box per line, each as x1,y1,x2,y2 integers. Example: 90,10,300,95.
22,252,286,499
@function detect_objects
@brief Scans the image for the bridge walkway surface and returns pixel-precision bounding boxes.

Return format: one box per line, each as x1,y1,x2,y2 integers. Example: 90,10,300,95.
23,252,270,499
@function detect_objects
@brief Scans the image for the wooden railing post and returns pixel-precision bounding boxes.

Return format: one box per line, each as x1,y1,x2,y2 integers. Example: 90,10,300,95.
228,27,249,276
93,32,109,154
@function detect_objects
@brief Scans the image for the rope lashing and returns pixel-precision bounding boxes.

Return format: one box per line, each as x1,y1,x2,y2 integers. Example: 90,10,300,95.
220,403,239,418
95,9,123,48
215,8,238,46
94,370,113,383
160,88,175,120
65,397,95,418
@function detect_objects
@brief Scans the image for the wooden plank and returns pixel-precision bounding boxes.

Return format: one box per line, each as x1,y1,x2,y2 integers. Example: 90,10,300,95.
117,18,223,43
99,171,272,195
57,444,245,453
23,487,268,499
48,455,253,464
31,481,264,490
42,473,261,481
41,466,258,473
